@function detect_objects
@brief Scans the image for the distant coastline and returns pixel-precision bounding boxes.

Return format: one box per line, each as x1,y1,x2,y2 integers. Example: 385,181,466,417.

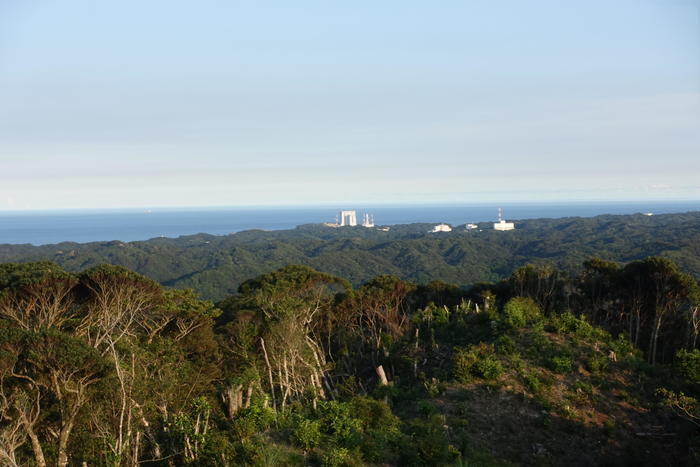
1,201,698,246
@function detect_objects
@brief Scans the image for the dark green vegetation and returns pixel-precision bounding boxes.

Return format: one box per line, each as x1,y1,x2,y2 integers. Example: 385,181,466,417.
1,211,700,301
1,256,699,466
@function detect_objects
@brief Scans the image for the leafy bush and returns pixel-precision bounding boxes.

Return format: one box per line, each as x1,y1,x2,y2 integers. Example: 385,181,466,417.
232,402,276,439
549,355,573,373
400,416,461,466
454,344,503,383
550,312,594,338
495,335,518,355
524,373,542,393
609,333,637,358
349,397,402,462
322,447,351,467
477,357,504,380
527,330,552,357
675,349,700,384
586,354,609,374
657,387,700,425
502,297,541,329
317,401,363,448
292,418,321,451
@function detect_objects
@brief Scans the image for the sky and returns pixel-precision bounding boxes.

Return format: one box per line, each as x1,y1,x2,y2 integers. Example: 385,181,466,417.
0,0,698,210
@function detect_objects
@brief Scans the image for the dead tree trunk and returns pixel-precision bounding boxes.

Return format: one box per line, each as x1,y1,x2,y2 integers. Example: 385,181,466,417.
375,365,389,386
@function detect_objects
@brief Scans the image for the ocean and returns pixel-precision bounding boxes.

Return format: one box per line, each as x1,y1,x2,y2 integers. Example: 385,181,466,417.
1,201,698,246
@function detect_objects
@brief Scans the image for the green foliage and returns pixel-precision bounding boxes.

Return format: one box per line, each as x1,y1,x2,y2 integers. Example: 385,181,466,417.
550,312,594,338
1,251,700,465
5,212,700,303
454,344,504,382
317,401,363,448
524,373,542,393
675,349,700,384
292,418,322,451
321,447,351,467
549,354,574,373
0,260,75,291
232,402,276,439
656,388,700,426
400,416,461,466
609,333,637,359
495,335,517,355
502,296,541,329
586,354,609,374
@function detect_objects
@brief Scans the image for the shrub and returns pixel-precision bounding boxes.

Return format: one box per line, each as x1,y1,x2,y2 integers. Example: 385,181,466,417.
657,387,700,424
400,416,461,466
230,402,275,440
317,401,362,448
502,297,541,329
549,355,573,373
476,357,504,380
454,344,503,382
527,330,552,357
322,447,350,467
416,400,437,417
586,354,609,374
524,373,542,393
495,335,517,355
349,397,402,463
609,333,636,358
292,418,321,451
675,349,700,384
454,348,479,383
550,312,594,337
507,352,524,371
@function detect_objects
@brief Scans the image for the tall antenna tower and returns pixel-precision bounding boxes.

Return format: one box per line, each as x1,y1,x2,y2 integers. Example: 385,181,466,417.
498,207,503,222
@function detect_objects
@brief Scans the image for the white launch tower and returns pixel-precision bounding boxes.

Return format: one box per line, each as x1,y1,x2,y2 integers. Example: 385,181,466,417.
493,208,515,231
338,210,357,226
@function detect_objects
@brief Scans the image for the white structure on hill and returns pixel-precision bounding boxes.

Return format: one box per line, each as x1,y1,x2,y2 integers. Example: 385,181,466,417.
339,210,357,227
430,224,452,233
493,208,515,231
362,213,375,227
466,223,478,230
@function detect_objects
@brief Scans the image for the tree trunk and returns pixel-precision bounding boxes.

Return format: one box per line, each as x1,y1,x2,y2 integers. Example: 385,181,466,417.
223,385,242,419
57,419,75,467
375,365,389,386
22,421,46,467
648,314,662,365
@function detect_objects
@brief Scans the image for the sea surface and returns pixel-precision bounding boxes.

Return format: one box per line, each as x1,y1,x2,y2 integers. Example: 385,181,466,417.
1,201,698,246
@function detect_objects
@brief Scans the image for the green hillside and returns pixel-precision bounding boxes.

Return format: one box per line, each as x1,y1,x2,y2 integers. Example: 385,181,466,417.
0,259,698,465
2,212,699,301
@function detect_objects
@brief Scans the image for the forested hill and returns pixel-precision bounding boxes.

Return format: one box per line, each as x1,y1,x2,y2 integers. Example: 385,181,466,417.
1,211,699,300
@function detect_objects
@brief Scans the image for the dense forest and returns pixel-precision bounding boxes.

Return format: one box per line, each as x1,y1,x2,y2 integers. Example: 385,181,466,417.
1,211,699,301
0,256,699,466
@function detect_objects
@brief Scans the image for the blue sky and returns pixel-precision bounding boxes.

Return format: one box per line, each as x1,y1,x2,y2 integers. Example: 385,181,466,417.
0,0,698,210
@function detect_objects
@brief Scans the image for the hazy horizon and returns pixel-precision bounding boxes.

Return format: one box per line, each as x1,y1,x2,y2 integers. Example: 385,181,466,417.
1,1,699,210
1,198,699,215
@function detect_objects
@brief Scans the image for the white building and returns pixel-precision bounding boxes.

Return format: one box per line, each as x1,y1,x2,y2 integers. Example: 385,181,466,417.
430,224,452,233
493,208,515,231
362,213,375,227
339,210,357,227
466,223,478,230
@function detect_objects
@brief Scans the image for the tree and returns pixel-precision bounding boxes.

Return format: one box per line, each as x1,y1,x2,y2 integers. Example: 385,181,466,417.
76,265,162,351
220,266,349,410
620,258,699,364
0,262,77,332
0,328,109,467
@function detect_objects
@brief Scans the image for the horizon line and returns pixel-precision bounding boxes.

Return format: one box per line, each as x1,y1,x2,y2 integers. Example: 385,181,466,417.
1,198,699,214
